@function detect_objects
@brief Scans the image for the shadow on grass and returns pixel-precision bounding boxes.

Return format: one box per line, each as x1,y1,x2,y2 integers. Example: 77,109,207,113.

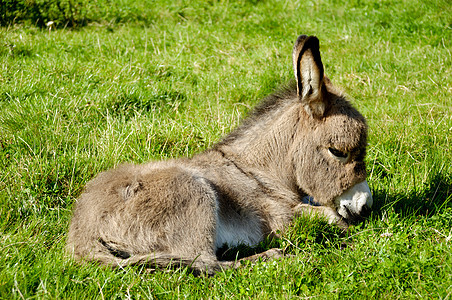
371,172,452,219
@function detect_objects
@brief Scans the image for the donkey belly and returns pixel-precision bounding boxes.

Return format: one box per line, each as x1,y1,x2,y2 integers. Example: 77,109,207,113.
215,208,263,249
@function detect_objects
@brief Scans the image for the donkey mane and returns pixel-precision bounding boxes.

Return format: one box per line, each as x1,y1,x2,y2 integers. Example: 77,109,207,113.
214,80,298,148
247,80,298,120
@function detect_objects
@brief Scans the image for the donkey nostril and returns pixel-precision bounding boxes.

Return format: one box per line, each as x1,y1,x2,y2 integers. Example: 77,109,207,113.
359,205,372,218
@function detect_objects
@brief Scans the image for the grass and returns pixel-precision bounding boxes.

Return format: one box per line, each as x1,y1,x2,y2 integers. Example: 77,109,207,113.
0,0,451,298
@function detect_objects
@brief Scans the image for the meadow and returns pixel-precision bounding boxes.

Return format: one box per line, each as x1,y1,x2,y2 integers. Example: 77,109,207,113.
0,0,451,298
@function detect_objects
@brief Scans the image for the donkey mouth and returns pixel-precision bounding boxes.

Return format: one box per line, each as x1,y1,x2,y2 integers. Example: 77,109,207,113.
335,180,373,222
342,203,372,224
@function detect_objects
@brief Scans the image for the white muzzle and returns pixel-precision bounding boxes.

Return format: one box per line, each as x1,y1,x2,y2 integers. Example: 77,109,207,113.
335,180,373,220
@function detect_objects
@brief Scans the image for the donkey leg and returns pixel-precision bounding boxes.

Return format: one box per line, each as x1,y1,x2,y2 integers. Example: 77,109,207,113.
220,248,285,269
294,203,348,229
237,248,284,263
131,167,223,274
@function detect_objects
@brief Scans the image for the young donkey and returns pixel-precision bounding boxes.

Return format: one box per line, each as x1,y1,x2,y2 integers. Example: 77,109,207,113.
67,35,373,274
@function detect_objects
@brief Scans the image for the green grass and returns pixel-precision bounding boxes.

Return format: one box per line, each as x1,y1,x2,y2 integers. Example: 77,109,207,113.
1,0,451,298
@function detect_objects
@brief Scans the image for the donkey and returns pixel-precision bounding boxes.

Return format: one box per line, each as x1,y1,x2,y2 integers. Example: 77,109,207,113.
66,35,373,275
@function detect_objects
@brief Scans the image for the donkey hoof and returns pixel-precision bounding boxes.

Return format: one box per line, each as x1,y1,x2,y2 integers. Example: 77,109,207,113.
262,248,284,259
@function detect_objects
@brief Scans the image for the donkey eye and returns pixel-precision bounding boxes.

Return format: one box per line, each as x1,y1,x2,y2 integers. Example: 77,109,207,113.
328,148,347,158
328,147,350,162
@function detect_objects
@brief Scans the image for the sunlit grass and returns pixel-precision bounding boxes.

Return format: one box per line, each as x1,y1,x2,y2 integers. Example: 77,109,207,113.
0,0,451,298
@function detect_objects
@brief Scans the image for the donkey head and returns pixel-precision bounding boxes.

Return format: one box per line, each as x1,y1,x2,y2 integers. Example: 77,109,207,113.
292,35,373,223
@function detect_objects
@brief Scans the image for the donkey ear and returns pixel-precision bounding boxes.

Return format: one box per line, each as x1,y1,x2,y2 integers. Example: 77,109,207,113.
292,35,327,118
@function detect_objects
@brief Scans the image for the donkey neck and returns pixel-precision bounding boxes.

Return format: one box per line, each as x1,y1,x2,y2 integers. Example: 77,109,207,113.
213,96,301,187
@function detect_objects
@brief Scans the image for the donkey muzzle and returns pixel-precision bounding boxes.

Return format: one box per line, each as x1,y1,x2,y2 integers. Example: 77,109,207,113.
335,180,373,222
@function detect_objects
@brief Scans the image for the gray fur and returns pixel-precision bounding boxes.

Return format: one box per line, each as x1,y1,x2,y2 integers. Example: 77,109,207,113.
66,35,370,275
